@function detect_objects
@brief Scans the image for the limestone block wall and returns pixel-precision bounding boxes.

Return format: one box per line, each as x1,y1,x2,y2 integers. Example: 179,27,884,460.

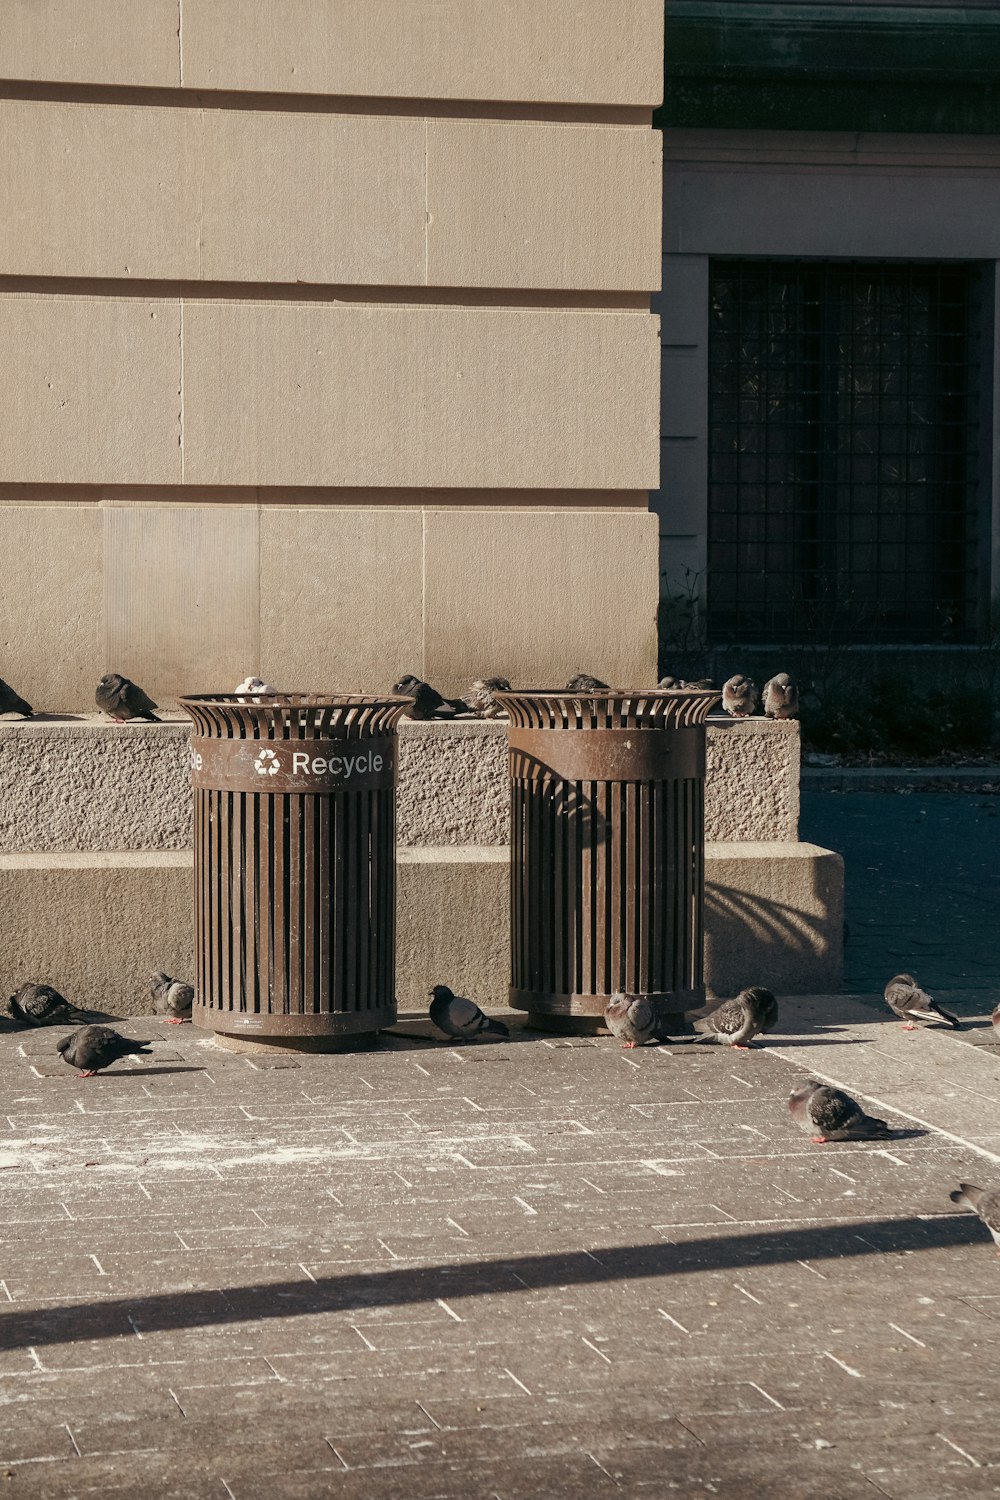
0,2,664,710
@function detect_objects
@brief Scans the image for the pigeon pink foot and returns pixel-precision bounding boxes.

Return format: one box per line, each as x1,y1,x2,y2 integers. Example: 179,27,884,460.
810,1135,828,1144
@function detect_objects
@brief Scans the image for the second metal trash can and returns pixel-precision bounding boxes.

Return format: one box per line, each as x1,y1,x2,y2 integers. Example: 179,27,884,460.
181,694,410,1040
497,689,720,1031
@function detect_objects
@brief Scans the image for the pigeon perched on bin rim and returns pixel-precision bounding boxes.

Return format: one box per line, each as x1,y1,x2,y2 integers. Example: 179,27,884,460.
691,986,778,1049
950,1184,1000,1251
657,676,678,689
0,676,32,717
57,1026,153,1077
884,973,960,1030
722,675,758,718
603,993,669,1048
762,673,799,720
8,983,79,1028
462,677,512,718
428,985,509,1041
150,973,194,1024
788,1078,891,1144
566,673,609,693
680,678,715,691
95,673,161,723
234,677,277,696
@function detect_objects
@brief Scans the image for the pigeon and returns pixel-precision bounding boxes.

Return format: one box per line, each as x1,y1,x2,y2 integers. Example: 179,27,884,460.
722,675,758,717
692,986,778,1048
762,673,799,720
0,676,32,717
603,993,669,1048
680,678,715,690
8,983,77,1028
788,1078,891,1144
657,676,678,689
566,674,609,693
950,1184,1000,1251
57,1026,152,1077
95,673,160,722
234,677,277,696
884,973,960,1031
392,674,463,720
150,972,194,1024
462,676,512,718
992,1003,1000,1041
428,985,509,1041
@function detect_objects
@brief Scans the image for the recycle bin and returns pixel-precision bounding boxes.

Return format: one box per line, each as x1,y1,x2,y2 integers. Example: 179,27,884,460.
180,694,410,1039
496,689,720,1031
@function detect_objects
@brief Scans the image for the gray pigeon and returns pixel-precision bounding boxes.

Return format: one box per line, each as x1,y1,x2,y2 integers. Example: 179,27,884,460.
150,972,194,1024
692,986,777,1048
462,677,512,718
722,675,758,717
566,674,609,693
884,973,960,1030
95,673,160,722
680,678,715,691
788,1078,891,1143
0,676,32,717
8,983,76,1028
428,985,509,1041
950,1184,1000,1251
657,676,677,689
57,1026,152,1076
604,993,669,1048
762,673,799,720
992,1003,1000,1041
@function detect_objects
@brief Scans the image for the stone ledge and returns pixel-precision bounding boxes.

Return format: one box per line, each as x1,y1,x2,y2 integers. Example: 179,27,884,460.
0,713,800,852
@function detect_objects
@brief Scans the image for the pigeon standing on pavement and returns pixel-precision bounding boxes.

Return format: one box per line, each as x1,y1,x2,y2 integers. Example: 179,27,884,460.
0,677,33,717
992,1003,1000,1041
95,673,160,722
428,985,509,1041
8,983,77,1027
884,973,960,1030
462,677,512,718
722,675,758,717
949,1184,1000,1251
788,1078,891,1143
604,993,669,1048
762,673,799,720
150,973,194,1024
57,1026,153,1077
234,677,277,696
692,986,778,1049
566,674,609,693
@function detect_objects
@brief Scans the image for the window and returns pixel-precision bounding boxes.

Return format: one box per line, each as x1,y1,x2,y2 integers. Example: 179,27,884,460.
707,261,983,644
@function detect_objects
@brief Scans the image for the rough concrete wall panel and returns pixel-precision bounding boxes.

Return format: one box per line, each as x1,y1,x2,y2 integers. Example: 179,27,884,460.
0,298,182,484
426,121,662,291
181,0,664,105
0,0,180,86
182,304,660,489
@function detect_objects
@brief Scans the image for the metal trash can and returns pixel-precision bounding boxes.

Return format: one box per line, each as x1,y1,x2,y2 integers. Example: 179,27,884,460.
180,694,410,1039
496,689,720,1031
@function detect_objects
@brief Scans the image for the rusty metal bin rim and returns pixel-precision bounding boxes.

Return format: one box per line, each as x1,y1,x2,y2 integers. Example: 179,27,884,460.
180,692,413,741
494,688,721,730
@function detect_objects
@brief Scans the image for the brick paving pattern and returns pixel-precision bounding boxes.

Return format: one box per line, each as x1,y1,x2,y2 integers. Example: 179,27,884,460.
3,1004,1000,1498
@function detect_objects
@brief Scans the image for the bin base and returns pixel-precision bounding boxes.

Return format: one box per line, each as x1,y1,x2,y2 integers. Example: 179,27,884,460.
193,1002,397,1039
212,1030,381,1056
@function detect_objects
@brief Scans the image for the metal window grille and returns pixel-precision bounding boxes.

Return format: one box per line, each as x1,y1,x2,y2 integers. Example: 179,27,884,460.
707,260,982,644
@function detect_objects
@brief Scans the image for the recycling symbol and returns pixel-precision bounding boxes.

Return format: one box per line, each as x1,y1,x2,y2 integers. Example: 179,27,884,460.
254,748,280,776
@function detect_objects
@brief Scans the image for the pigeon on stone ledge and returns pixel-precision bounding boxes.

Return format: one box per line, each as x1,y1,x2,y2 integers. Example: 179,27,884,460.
950,1183,1000,1251
0,677,32,717
788,1078,891,1143
392,675,464,720
57,1026,153,1077
8,983,77,1028
692,986,777,1049
722,675,758,717
462,677,512,718
762,673,799,720
428,985,509,1041
95,673,160,723
604,993,669,1049
566,674,609,693
150,973,194,1024
884,973,960,1030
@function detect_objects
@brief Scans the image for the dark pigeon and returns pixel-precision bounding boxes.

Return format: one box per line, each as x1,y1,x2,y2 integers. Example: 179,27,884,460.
692,986,777,1049
566,674,609,693
462,677,512,718
392,674,464,720
150,972,194,1024
950,1184,1000,1251
788,1078,891,1143
95,673,160,722
604,993,669,1049
884,973,960,1031
8,983,76,1028
0,677,32,717
57,1026,152,1077
722,675,758,717
762,672,799,720
428,985,509,1041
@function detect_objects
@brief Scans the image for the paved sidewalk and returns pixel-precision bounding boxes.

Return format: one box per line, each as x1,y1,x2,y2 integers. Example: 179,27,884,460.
3,1007,1000,1499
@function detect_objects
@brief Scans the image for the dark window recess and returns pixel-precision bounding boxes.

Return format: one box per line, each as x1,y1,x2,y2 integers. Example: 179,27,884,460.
707,261,982,644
